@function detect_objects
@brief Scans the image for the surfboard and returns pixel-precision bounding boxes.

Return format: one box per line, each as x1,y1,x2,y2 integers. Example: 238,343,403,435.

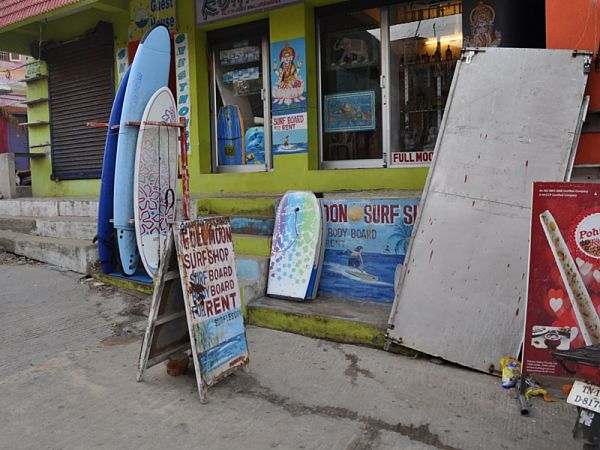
97,66,130,274
217,105,245,165
345,268,378,282
267,191,324,300
113,25,171,276
134,87,178,277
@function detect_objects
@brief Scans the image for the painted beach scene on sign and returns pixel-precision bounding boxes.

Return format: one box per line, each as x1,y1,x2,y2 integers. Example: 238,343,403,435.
324,90,376,133
318,198,420,303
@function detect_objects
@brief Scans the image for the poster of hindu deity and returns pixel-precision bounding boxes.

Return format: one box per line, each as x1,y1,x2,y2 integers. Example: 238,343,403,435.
463,0,502,48
270,38,308,155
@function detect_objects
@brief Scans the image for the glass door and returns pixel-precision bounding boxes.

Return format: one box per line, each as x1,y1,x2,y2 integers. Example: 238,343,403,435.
209,22,271,173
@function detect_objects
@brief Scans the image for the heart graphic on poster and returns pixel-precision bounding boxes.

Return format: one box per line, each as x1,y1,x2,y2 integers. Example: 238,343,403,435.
545,288,570,318
570,326,579,343
549,297,563,313
593,270,600,283
577,257,593,277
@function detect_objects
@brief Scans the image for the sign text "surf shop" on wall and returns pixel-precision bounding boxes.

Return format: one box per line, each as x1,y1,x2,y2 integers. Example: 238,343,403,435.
196,0,301,25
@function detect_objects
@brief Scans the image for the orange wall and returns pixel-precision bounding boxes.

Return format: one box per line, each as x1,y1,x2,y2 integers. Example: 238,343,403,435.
547,0,600,165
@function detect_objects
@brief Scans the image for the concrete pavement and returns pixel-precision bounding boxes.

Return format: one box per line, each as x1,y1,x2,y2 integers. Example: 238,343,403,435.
0,253,577,450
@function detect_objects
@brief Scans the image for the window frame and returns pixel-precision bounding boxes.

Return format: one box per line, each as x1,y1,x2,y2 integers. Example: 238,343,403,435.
316,2,460,170
208,23,272,174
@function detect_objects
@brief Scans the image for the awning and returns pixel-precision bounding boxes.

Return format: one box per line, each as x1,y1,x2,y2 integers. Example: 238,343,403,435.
0,0,81,29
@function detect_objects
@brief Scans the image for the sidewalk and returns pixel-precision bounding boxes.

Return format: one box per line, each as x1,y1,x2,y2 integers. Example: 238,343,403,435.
0,254,575,450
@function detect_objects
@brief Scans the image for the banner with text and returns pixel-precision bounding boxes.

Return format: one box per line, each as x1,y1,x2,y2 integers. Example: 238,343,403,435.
174,218,248,386
318,198,420,303
524,182,600,383
174,33,192,154
196,0,300,25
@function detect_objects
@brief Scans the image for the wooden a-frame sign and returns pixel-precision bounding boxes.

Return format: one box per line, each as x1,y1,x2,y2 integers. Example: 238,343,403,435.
137,218,249,403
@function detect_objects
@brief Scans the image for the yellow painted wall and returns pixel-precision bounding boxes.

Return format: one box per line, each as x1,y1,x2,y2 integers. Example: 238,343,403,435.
7,0,429,198
189,1,429,196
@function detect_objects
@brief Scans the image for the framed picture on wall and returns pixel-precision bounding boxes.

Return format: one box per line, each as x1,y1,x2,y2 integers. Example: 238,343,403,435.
324,90,376,133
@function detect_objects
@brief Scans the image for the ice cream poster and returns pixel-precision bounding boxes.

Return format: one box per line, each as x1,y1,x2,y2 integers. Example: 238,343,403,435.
318,198,419,303
523,182,600,382
271,38,308,155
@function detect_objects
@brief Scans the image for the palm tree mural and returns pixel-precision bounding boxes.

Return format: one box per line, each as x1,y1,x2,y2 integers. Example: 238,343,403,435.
387,220,412,254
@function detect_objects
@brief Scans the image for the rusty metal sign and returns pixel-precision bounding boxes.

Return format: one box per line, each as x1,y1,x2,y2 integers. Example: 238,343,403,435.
173,218,249,401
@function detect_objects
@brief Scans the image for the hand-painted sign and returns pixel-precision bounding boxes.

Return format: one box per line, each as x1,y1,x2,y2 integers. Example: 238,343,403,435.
391,151,434,165
173,218,249,387
318,198,420,303
174,33,191,154
196,0,300,25
130,0,177,41
524,182,600,383
270,38,308,155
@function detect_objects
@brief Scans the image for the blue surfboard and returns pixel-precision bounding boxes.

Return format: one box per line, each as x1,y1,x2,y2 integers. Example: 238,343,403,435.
113,25,171,275
217,105,245,165
96,67,131,274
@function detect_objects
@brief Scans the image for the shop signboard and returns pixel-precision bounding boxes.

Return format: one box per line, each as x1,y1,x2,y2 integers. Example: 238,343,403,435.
270,38,308,155
523,182,600,383
318,198,419,303
130,0,177,41
173,218,249,389
196,0,300,25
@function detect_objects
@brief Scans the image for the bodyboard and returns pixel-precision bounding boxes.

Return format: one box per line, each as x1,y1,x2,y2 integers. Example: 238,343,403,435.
217,105,245,165
267,191,324,300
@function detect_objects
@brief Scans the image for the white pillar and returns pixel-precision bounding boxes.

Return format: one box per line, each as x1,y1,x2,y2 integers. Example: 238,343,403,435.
0,153,17,199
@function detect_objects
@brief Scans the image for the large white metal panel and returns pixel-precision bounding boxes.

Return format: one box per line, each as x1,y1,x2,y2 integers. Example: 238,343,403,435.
388,48,590,373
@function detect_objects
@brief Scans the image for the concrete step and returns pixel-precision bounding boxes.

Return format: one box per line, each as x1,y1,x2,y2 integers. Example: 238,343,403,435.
0,197,99,217
199,214,275,236
233,233,271,257
0,215,97,241
35,216,96,241
248,295,393,349
0,229,98,274
196,195,280,218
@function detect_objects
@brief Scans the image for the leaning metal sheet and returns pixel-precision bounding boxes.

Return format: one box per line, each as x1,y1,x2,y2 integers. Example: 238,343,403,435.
388,48,590,373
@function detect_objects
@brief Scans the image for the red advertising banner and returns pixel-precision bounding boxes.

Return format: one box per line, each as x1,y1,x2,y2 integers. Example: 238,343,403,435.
524,182,600,382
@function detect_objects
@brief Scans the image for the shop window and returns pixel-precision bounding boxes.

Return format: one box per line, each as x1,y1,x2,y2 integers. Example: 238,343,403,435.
208,21,271,173
317,1,462,169
318,8,383,169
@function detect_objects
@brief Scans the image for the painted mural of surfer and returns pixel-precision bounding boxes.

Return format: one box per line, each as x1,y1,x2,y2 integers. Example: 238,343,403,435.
272,43,305,106
347,246,365,270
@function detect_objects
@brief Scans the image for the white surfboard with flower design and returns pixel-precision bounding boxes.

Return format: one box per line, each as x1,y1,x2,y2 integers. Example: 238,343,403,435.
134,87,178,276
